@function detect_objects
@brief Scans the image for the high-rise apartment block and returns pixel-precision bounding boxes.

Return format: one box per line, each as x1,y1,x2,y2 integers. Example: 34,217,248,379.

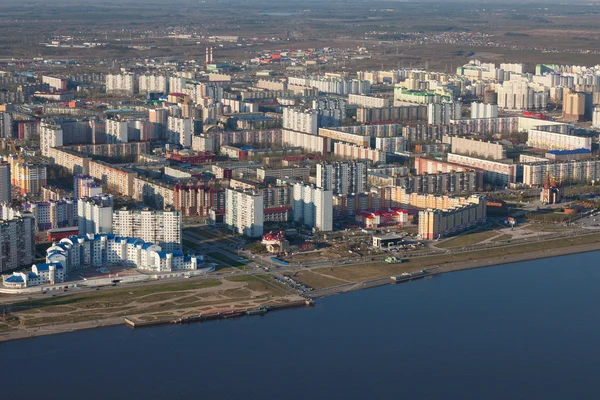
563,92,586,122
138,75,168,95
112,209,182,251
105,119,128,143
427,101,462,125
293,183,333,232
167,116,192,147
470,102,498,119
283,108,319,135
225,188,264,237
593,106,600,129
497,81,548,111
8,155,47,196
316,161,367,195
40,121,63,157
0,162,10,204
0,215,35,273
105,74,136,95
77,195,114,235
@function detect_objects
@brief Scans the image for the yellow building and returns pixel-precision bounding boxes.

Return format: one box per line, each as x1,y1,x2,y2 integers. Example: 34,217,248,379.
418,196,486,239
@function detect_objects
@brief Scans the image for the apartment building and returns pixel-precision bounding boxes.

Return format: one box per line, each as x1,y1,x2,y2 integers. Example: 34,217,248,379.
0,162,10,204
283,108,319,135
418,196,487,239
88,160,135,197
167,116,192,147
0,215,35,273
316,161,368,195
292,183,333,232
24,199,77,231
447,153,517,185
45,234,204,274
105,119,128,143
138,75,168,95
74,175,102,199
39,121,63,157
105,74,136,95
522,159,600,186
451,137,507,160
112,209,182,251
77,195,114,235
225,188,264,237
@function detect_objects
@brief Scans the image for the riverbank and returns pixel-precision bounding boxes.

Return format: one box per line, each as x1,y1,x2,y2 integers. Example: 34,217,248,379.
306,235,600,298
2,234,600,343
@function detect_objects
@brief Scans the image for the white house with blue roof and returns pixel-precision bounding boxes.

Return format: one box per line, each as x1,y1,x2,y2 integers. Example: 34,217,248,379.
3,262,65,289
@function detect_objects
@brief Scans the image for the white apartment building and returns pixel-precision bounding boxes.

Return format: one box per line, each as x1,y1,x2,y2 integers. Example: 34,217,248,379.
347,94,389,108
471,102,499,119
316,161,367,195
593,106,600,129
292,183,333,232
40,121,63,157
527,129,591,151
225,188,264,238
169,76,187,94
105,74,136,95
288,76,370,95
105,119,129,143
167,116,192,147
138,75,168,94
374,137,406,154
522,159,600,186
497,81,548,111
0,215,35,273
112,209,182,251
77,195,114,235
192,134,217,153
427,101,462,125
0,162,10,204
42,76,67,91
283,108,319,135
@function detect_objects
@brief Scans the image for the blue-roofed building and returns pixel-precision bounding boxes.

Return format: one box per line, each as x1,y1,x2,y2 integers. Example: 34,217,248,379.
2,262,65,288
45,233,203,273
545,148,592,162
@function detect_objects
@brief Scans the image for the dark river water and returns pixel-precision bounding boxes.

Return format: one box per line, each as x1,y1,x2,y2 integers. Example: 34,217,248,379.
2,252,600,399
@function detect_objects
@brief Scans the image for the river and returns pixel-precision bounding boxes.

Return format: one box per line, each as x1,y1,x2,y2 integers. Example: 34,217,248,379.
2,252,600,399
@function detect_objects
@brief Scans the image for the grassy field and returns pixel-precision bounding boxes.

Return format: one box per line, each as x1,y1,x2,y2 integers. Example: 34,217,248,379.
182,239,200,249
11,280,223,312
492,234,513,242
524,224,573,233
436,231,499,249
207,252,244,268
226,275,290,296
288,270,350,290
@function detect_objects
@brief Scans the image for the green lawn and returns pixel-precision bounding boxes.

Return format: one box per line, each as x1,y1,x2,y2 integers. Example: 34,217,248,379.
436,231,499,249
13,280,222,311
207,252,245,268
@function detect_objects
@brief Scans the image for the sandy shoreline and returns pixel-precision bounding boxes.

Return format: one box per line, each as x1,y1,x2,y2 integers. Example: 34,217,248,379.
2,239,600,343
